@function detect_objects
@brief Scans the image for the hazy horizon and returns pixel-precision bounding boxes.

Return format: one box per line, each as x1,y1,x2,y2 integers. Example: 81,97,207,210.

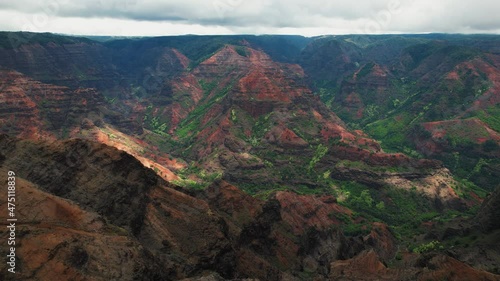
5,30,500,38
0,0,499,37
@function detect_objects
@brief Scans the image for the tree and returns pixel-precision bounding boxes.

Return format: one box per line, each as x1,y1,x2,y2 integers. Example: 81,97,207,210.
482,139,499,152
376,201,385,210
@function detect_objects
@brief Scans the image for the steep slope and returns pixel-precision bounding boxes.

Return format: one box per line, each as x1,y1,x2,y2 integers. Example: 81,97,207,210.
0,32,498,280
0,168,168,281
476,186,500,233
0,136,281,279
1,33,497,193
0,33,310,97
330,250,500,281
0,69,104,138
0,69,143,137
0,33,487,229
0,32,117,89
0,69,186,182
0,135,222,280
0,135,348,279
301,36,500,190
0,136,390,279
155,44,463,212
0,37,472,247
1,136,497,280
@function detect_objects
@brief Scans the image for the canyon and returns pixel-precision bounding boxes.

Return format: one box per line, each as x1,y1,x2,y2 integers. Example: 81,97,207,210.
0,32,499,280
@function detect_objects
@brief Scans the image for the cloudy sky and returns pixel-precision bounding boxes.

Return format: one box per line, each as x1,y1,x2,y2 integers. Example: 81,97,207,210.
0,0,498,36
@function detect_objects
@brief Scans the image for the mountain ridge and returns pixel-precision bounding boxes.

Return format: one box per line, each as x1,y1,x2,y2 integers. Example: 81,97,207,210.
0,31,499,280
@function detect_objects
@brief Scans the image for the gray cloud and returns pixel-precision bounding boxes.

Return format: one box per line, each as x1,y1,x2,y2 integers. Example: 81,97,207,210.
0,0,498,36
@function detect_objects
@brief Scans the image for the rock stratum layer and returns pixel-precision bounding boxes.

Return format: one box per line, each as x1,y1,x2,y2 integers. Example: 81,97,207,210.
0,33,499,280
0,136,498,280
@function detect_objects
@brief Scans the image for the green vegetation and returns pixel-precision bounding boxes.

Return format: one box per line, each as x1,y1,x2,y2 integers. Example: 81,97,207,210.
329,180,449,238
142,105,171,136
477,105,500,132
176,83,232,140
306,35,500,191
234,46,249,57
482,139,499,152
3,34,498,272
412,240,442,253
453,177,489,198
239,183,288,199
171,178,206,190
172,164,223,190
231,109,237,121
357,62,375,78
335,159,425,173
315,87,339,108
0,32,94,49
343,222,372,236
244,113,275,147
364,114,412,152
308,144,328,171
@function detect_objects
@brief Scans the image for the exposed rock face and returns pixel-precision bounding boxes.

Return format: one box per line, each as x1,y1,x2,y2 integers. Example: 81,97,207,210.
0,135,230,280
0,135,158,235
0,171,167,281
363,222,398,261
265,126,309,148
155,44,459,205
0,136,343,280
299,36,500,190
336,63,393,120
275,191,350,235
0,34,499,280
0,135,498,280
0,36,470,210
330,250,396,280
330,250,500,281
0,70,143,137
416,118,500,157
0,70,103,137
0,41,117,89
0,136,326,280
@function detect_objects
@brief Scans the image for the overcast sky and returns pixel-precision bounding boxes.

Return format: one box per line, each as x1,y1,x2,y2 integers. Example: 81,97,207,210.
0,0,499,36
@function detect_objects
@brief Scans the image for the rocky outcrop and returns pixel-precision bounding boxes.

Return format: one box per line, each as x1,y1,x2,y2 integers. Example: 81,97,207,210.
0,37,471,210
0,135,497,280
0,70,143,136
0,170,168,281
1,33,499,280
417,118,500,157
0,70,103,136
275,191,350,235
264,126,309,149
0,135,231,279
363,222,398,261
330,250,500,281
0,136,334,280
156,44,455,203
0,135,158,234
